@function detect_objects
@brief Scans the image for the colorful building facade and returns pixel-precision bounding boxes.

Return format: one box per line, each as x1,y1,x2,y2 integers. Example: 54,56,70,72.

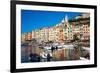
22,13,90,44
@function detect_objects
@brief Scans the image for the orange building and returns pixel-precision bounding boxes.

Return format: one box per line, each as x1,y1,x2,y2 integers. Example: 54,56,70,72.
25,32,32,41
82,24,90,41
59,29,64,43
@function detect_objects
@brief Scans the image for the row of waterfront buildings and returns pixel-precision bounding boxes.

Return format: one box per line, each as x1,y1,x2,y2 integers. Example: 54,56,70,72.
21,13,90,44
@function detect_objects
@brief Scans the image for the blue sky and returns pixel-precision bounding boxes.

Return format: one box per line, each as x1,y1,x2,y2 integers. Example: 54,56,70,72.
21,10,81,33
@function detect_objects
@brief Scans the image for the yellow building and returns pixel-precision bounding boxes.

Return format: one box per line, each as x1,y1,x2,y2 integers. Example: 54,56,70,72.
32,30,40,42
32,28,49,43
48,27,55,42
21,33,26,43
